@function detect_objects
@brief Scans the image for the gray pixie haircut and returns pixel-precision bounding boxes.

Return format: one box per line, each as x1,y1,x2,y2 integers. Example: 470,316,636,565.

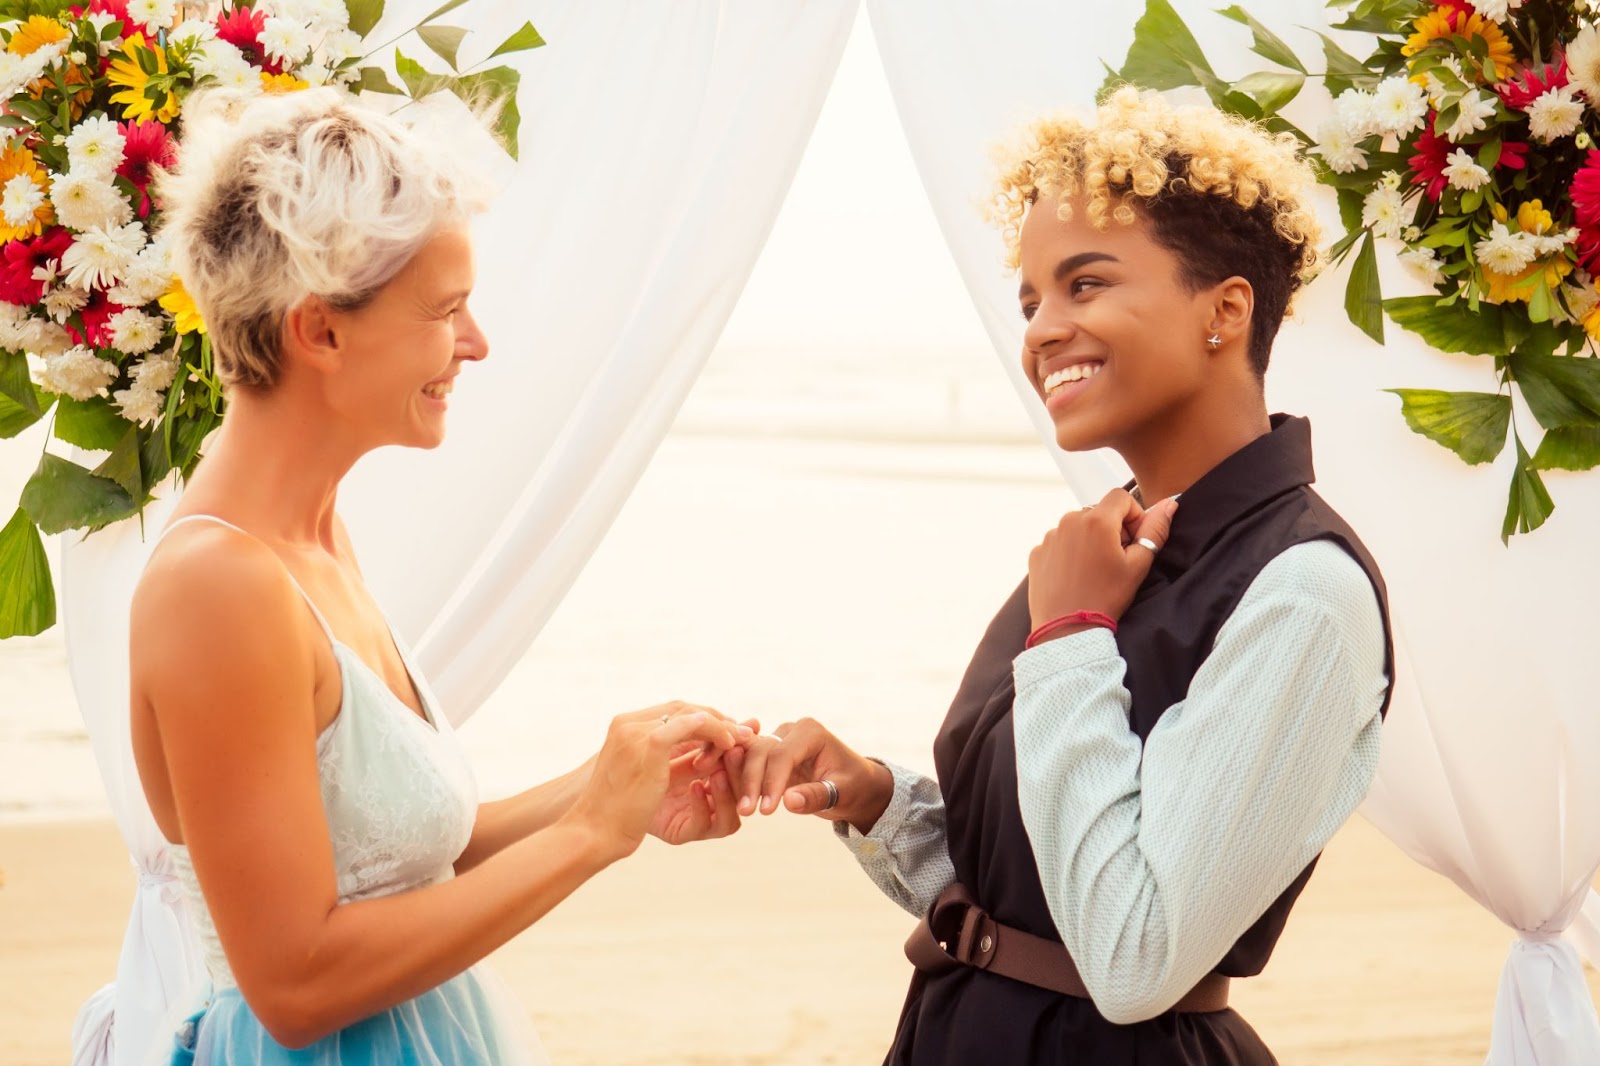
159,87,491,390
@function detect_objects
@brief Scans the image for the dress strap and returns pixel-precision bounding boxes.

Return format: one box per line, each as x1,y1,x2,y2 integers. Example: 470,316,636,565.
156,514,336,644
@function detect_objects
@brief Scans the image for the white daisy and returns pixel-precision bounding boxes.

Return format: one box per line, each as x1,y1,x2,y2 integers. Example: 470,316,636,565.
108,307,163,354
65,116,127,181
27,320,72,357
42,285,88,322
52,171,134,233
321,29,363,63
1336,89,1381,139
1468,0,1521,21
37,345,118,400
113,380,163,424
1362,186,1408,239
0,303,33,349
193,41,260,91
170,19,217,44
126,0,177,35
133,348,179,390
1531,228,1578,257
1372,77,1429,138
1314,119,1368,174
1444,90,1498,142
260,16,312,67
1568,23,1600,106
128,0,177,35
1443,148,1491,190
1526,85,1585,143
1475,221,1537,275
62,221,147,291
297,61,331,86
0,174,44,229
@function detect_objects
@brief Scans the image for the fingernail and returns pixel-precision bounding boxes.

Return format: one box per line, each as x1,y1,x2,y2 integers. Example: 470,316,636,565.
739,797,753,814
737,725,754,738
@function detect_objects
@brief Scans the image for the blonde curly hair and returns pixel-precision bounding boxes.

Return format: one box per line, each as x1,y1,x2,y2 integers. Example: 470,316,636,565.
991,87,1324,374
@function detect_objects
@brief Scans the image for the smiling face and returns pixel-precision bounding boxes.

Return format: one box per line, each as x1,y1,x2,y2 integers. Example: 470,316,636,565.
321,224,487,450
1018,195,1240,454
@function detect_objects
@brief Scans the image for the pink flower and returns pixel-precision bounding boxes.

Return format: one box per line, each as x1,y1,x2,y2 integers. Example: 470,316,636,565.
1498,55,1569,112
1409,122,1453,202
0,228,72,306
117,120,176,217
1574,150,1600,273
213,6,281,75
66,293,117,349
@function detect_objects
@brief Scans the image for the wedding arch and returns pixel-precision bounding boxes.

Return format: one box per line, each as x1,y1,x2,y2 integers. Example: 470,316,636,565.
57,2,1600,1064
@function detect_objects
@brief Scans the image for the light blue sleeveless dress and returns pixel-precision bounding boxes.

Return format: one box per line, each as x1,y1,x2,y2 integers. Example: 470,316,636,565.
153,514,547,1066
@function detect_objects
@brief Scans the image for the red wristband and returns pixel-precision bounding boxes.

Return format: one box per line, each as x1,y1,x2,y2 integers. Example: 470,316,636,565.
1025,610,1118,648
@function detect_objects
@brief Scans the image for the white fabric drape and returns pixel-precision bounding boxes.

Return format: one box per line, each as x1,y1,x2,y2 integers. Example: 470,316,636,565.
61,4,856,1063
867,1,1600,1062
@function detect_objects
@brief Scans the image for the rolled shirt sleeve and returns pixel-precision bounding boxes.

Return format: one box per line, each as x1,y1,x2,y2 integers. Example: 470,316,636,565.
833,759,956,917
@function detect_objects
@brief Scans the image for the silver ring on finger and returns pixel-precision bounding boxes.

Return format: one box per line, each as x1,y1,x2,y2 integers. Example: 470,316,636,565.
821,778,839,811
1135,537,1160,554
660,713,670,724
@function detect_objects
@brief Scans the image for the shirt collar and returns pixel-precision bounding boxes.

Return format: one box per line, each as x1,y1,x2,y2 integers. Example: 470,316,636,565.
1141,414,1316,574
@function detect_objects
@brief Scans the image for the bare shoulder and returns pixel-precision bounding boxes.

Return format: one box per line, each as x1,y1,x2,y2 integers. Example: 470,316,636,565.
131,521,316,697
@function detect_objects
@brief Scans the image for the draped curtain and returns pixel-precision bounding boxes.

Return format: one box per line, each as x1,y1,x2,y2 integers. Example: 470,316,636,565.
865,1,1600,1062
61,3,857,1062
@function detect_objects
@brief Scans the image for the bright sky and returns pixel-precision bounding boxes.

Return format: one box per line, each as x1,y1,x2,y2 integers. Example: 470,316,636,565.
716,10,993,353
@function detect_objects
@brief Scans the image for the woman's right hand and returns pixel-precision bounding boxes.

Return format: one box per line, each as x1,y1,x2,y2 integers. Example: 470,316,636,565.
566,703,749,861
729,718,895,836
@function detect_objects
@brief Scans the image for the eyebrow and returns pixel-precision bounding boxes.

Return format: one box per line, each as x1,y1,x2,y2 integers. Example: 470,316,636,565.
1017,252,1121,299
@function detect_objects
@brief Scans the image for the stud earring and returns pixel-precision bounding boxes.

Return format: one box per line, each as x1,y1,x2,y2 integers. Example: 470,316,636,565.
1206,334,1222,349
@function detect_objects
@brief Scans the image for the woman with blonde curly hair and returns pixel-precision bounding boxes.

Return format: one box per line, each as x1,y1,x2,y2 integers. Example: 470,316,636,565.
726,88,1395,1063
129,87,753,1065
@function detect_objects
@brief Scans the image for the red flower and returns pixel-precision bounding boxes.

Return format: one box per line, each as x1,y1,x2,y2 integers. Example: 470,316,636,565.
1496,140,1529,170
117,120,176,217
1434,0,1474,21
67,292,116,349
70,0,129,19
1498,55,1569,111
213,6,281,74
0,228,72,306
1575,150,1600,274
1409,121,1453,202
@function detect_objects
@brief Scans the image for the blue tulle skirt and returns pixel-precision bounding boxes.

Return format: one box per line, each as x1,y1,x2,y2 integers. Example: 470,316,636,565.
169,967,544,1065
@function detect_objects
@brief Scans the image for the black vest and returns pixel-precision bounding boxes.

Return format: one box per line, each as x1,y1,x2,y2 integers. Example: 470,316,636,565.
886,416,1395,1066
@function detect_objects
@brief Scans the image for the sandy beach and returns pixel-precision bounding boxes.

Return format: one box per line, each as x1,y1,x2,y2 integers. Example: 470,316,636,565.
5,814,1599,1065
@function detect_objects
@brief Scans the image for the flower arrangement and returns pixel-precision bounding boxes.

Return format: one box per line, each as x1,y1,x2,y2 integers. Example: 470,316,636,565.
0,0,540,637
1107,0,1600,540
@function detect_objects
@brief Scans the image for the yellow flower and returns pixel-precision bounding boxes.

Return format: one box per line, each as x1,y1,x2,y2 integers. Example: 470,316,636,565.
1515,199,1553,236
1483,257,1572,304
1491,201,1509,223
1584,301,1600,345
259,72,309,94
108,34,180,124
160,276,207,336
7,15,68,56
0,144,52,242
1403,9,1455,58
1459,13,1514,82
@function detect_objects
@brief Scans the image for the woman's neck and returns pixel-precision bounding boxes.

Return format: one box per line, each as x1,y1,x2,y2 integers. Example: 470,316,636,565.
1119,391,1272,504
181,389,362,549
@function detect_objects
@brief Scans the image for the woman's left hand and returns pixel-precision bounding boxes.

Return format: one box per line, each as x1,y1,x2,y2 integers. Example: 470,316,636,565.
1027,489,1179,631
646,720,760,845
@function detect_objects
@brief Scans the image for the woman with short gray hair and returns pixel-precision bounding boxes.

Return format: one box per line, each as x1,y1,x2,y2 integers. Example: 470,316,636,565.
130,87,753,1064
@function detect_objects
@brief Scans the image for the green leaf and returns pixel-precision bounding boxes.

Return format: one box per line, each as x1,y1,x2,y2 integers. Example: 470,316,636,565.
1531,425,1600,472
1109,0,1220,94
1384,295,1517,356
54,396,130,451
452,67,521,158
0,507,53,638
489,21,545,59
140,420,172,492
420,0,470,23
19,454,138,535
0,349,40,415
394,49,452,98
1233,70,1305,114
1217,6,1307,72
1502,435,1554,542
357,66,405,95
416,24,467,70
1384,389,1509,465
347,0,385,37
1510,352,1600,428
92,424,143,500
1345,232,1383,344
0,385,52,438
1319,32,1380,95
